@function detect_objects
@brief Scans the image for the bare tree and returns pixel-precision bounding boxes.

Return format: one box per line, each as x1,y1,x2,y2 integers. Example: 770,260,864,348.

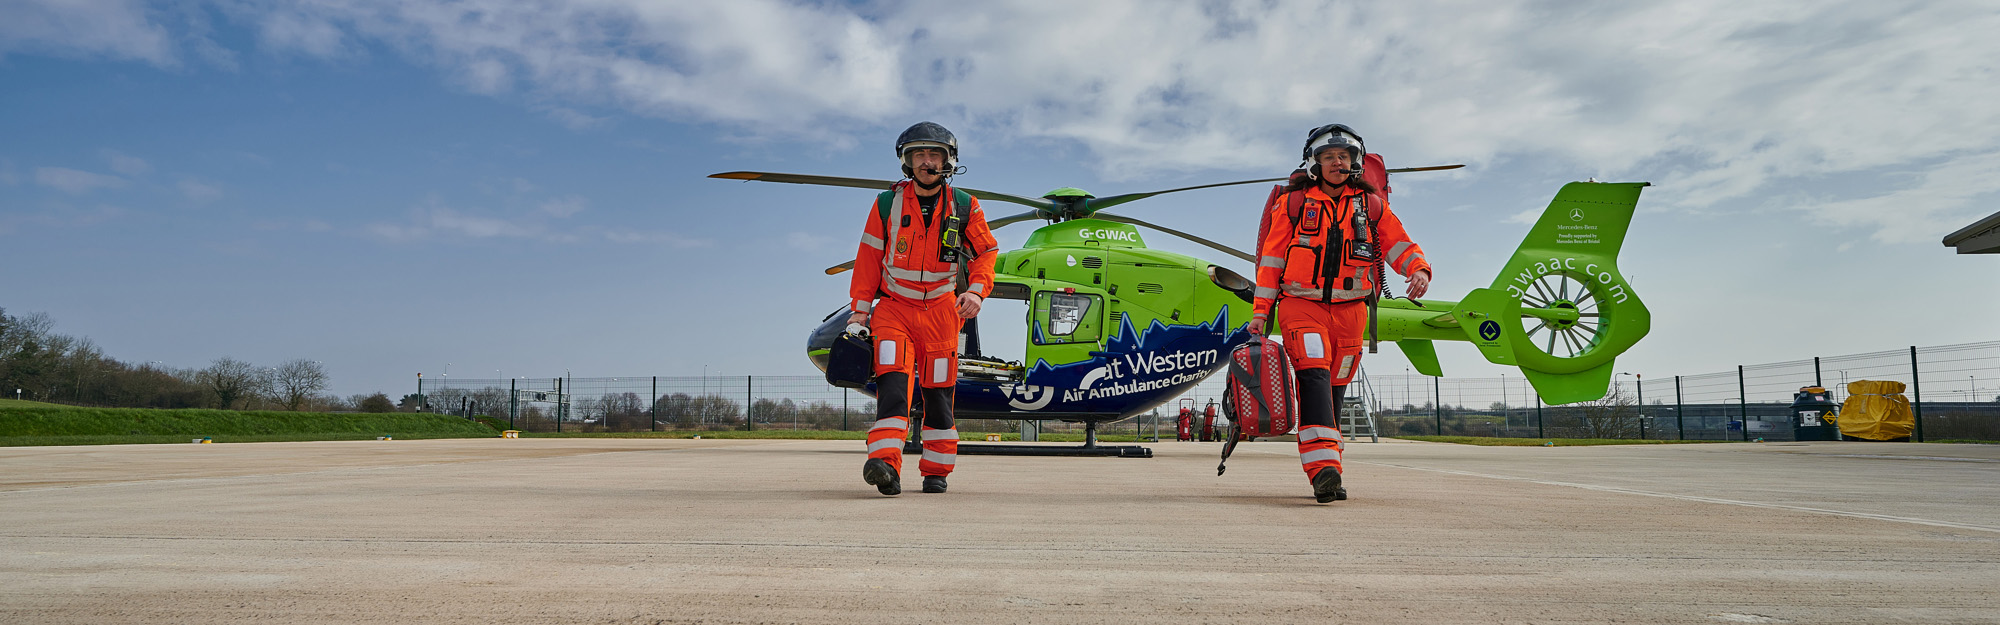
1551,385,1638,439
272,359,329,411
198,357,264,410
358,393,396,413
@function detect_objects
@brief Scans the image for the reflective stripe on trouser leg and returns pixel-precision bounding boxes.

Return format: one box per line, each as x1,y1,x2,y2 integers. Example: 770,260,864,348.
1297,424,1344,478
868,371,912,469
867,416,909,465
919,427,958,477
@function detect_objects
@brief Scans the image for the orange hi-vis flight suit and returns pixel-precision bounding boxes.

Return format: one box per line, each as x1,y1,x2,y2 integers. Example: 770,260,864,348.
1253,183,1429,480
849,181,999,478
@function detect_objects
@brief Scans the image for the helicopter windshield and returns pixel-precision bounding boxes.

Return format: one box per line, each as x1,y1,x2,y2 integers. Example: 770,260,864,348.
1033,291,1102,344
1050,294,1090,335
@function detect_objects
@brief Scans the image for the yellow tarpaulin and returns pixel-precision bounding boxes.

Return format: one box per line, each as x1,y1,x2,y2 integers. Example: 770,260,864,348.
1838,380,1914,441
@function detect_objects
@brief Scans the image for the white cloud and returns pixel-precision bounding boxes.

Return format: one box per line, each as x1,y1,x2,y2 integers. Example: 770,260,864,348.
538,106,606,130
15,1,2000,241
785,231,833,252
179,178,223,202
103,150,151,176
598,228,708,248
538,196,586,217
0,0,177,65
34,167,126,194
367,199,541,242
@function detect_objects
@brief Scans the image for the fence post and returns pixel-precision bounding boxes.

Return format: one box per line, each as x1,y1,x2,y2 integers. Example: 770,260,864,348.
651,376,658,432
1737,365,1749,442
1674,375,1684,440
1536,395,1544,439
416,373,423,412
555,377,563,433
509,378,518,430
842,388,850,431
745,375,754,431
1434,377,1443,435
1636,375,1646,440
1911,346,1925,442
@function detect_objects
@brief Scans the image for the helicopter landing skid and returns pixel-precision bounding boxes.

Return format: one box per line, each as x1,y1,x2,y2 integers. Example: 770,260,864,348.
900,416,1153,458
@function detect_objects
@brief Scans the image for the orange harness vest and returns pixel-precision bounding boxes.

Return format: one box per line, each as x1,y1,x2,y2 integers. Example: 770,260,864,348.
1259,186,1380,305
850,182,998,314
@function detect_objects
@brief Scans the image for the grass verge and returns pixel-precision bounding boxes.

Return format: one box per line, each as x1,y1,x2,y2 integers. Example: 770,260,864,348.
1395,435,1725,446
0,404,497,446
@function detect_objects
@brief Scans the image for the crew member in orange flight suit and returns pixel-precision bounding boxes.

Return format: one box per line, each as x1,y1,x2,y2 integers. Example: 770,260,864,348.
1246,124,1431,503
847,122,999,496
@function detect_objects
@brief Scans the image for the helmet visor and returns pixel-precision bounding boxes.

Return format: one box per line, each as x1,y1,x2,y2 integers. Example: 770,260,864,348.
1305,131,1363,167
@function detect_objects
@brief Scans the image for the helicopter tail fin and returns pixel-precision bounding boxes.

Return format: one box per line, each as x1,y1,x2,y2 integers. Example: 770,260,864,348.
1449,181,1651,405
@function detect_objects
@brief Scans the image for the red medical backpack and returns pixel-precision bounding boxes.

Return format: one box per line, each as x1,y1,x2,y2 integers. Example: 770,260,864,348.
1224,335,1298,437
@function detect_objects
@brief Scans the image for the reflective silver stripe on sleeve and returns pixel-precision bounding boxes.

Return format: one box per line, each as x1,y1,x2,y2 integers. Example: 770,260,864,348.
860,233,884,249
1254,286,1280,300
1259,255,1286,269
867,438,904,454
852,300,872,313
1300,449,1342,465
870,418,906,431
921,429,959,441
1387,242,1413,264
968,283,985,296
1298,426,1340,442
921,450,957,465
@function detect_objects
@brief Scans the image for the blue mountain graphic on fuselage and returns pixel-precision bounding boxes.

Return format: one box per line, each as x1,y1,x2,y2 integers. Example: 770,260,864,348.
956,306,1251,420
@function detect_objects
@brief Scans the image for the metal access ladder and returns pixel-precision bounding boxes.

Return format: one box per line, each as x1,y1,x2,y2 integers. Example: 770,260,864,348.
1340,367,1381,442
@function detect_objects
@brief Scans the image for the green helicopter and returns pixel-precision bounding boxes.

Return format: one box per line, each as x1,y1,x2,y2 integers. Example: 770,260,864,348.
712,167,1650,432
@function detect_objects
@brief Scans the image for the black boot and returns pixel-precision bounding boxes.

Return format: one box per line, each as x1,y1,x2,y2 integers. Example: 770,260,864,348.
1312,467,1347,503
922,475,948,493
863,458,901,496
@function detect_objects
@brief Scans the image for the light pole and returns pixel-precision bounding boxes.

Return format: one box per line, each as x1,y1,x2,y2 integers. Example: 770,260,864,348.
444,363,451,390
1618,372,1644,439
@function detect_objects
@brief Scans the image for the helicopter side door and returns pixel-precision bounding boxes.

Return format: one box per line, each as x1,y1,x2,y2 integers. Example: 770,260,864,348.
1027,285,1107,369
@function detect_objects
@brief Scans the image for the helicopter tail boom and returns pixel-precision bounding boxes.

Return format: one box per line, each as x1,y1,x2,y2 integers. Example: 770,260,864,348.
1449,181,1652,405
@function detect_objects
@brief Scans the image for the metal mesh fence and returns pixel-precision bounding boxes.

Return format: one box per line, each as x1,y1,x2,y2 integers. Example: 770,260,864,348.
412,374,1161,438
412,341,1999,442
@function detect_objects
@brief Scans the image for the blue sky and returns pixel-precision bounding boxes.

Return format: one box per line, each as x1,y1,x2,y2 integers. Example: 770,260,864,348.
3,0,1996,399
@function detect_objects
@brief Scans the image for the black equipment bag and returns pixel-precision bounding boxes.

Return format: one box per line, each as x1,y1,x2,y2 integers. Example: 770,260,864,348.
825,331,874,389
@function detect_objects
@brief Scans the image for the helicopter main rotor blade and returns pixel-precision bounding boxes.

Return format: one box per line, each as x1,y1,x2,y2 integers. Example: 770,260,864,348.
1385,164,1465,173
709,171,1054,210
1086,178,1288,211
1084,164,1466,212
825,259,855,275
986,209,1048,230
1093,212,1255,263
